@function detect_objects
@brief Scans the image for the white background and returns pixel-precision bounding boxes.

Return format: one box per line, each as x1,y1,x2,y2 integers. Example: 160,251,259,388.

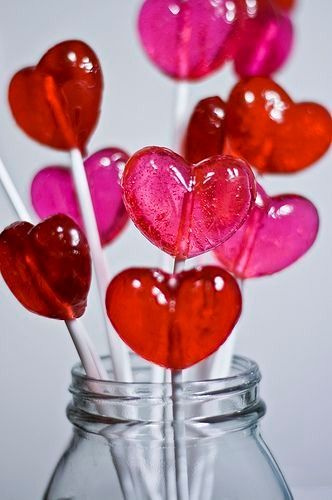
0,1,331,498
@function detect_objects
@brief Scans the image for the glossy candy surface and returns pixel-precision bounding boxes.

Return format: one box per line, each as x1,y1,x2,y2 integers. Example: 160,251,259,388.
122,147,256,258
226,77,332,173
214,184,319,278
183,96,227,163
9,40,102,153
138,0,246,80
106,266,242,369
31,148,129,246
234,0,293,77
0,214,91,319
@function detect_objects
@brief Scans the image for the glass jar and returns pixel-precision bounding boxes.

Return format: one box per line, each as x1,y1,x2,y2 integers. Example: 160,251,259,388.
44,355,293,500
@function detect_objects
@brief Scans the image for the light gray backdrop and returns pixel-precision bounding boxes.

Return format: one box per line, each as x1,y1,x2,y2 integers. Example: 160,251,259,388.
0,1,331,499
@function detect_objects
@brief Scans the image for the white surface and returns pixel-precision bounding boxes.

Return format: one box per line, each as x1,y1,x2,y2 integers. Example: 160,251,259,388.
0,1,331,498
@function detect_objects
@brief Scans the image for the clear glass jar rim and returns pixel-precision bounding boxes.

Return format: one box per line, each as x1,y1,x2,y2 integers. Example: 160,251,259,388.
71,354,261,396
68,355,264,425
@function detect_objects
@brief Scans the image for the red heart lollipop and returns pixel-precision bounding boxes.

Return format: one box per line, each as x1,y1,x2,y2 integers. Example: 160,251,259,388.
8,40,103,153
226,77,332,173
31,148,129,246
106,266,242,369
0,214,91,319
183,96,227,164
122,147,256,258
214,184,319,278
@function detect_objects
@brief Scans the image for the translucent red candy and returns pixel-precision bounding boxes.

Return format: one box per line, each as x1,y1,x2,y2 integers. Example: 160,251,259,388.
106,266,242,369
214,184,319,279
271,0,296,12
0,214,91,319
183,96,227,164
122,147,256,258
8,40,103,153
31,148,129,247
234,0,293,78
226,77,332,173
137,0,246,80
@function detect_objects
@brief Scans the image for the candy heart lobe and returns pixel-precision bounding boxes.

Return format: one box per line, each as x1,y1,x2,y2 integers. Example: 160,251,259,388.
138,0,246,80
106,266,242,369
271,0,296,11
0,215,91,319
234,0,293,78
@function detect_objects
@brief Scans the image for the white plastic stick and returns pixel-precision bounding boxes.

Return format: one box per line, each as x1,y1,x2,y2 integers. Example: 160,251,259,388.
69,148,132,382
173,82,190,152
170,257,189,500
188,279,244,381
0,157,31,221
67,320,108,380
152,82,190,384
0,156,106,380
151,83,190,385
171,369,189,500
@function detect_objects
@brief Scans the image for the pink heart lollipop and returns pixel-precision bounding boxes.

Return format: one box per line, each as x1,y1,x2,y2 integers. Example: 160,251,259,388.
122,147,256,258
234,0,293,78
137,0,246,80
214,184,319,278
31,148,129,246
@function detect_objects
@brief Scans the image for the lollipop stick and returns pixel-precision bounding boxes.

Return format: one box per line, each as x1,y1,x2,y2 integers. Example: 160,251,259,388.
173,82,190,151
171,369,189,500
0,157,31,221
207,279,244,380
151,82,189,384
170,257,189,500
0,155,106,380
69,148,132,382
44,75,132,381
67,319,108,380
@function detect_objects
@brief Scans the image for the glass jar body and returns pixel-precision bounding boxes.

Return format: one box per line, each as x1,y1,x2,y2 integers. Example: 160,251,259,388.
44,356,293,500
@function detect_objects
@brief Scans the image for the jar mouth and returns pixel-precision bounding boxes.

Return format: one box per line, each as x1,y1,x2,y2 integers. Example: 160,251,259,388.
68,355,264,428
71,354,261,396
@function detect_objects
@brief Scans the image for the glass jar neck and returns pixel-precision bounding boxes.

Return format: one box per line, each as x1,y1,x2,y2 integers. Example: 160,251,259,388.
67,355,265,436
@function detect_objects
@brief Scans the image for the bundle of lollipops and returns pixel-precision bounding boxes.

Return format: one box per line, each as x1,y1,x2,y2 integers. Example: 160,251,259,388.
0,1,330,498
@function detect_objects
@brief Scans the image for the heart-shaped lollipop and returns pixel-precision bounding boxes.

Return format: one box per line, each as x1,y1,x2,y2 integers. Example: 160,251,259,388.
226,77,332,173
214,184,319,278
0,214,91,319
122,147,256,258
137,0,246,80
8,40,103,152
106,266,241,369
31,148,129,246
183,96,227,164
233,0,293,78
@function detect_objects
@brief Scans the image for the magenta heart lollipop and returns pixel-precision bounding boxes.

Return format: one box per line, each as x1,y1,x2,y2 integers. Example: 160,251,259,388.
137,0,246,80
122,147,256,258
233,0,293,77
31,148,129,246
214,184,319,278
